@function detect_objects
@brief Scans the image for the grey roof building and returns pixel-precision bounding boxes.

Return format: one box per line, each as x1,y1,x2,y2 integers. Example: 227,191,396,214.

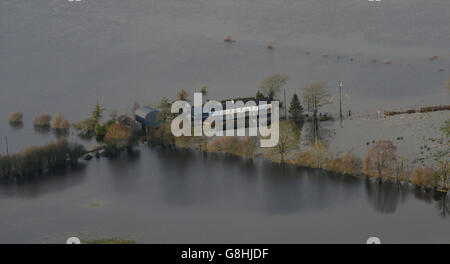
135,106,160,128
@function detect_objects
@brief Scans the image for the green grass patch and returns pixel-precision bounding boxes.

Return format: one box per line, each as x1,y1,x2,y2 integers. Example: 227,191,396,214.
88,203,102,208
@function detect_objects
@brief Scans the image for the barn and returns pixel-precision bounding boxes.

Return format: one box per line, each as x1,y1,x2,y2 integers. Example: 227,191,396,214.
134,106,160,128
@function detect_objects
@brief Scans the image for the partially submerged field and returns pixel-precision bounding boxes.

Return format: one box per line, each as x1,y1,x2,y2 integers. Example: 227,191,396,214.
321,111,449,168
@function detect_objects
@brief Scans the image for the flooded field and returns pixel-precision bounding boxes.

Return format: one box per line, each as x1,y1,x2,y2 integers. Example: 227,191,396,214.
314,111,449,167
0,148,449,244
1,0,448,126
0,0,449,243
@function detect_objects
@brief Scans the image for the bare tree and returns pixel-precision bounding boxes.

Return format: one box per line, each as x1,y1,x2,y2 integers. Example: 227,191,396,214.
132,101,141,114
177,89,189,101
434,153,448,189
302,81,330,117
364,140,397,179
446,78,450,93
265,121,300,163
200,85,208,97
238,137,259,159
441,119,450,137
258,73,289,100
308,140,330,169
435,120,449,189
301,81,330,142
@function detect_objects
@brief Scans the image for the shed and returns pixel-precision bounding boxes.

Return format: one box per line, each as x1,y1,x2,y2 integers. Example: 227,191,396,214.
135,106,160,128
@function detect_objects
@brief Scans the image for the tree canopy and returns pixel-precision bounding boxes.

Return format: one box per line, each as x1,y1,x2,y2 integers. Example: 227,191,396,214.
364,140,397,179
301,81,330,115
258,73,289,100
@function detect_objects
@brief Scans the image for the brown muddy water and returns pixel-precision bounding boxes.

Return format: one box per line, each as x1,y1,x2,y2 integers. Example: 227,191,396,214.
0,0,449,243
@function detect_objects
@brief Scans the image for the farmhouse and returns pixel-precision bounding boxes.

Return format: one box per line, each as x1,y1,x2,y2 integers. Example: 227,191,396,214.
134,106,160,128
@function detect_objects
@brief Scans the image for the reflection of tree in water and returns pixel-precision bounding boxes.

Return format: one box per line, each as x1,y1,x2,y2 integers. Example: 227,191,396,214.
33,125,50,134
365,178,407,214
9,122,23,130
411,186,434,204
0,164,87,199
153,147,197,207
52,128,69,139
365,179,450,218
434,192,450,218
302,120,334,146
413,187,450,218
261,162,360,214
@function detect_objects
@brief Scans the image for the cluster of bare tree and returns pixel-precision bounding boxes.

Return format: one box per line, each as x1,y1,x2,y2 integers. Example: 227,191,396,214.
363,140,448,190
257,74,331,142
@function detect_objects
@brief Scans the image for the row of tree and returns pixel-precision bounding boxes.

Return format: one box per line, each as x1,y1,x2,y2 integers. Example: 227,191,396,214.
150,115,448,190
267,121,448,189
0,139,85,181
8,112,70,130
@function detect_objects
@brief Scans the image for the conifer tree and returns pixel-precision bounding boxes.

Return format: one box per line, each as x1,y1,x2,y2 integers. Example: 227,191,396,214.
289,93,303,121
92,100,104,125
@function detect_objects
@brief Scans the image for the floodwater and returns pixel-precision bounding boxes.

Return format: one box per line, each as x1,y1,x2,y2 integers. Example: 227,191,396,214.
0,0,449,243
0,148,449,244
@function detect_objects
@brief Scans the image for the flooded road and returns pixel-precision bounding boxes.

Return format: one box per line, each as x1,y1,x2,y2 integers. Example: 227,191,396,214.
0,0,449,243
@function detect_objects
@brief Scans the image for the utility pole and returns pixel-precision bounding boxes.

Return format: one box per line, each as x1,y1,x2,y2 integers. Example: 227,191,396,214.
5,136,9,156
339,80,343,128
284,88,288,120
